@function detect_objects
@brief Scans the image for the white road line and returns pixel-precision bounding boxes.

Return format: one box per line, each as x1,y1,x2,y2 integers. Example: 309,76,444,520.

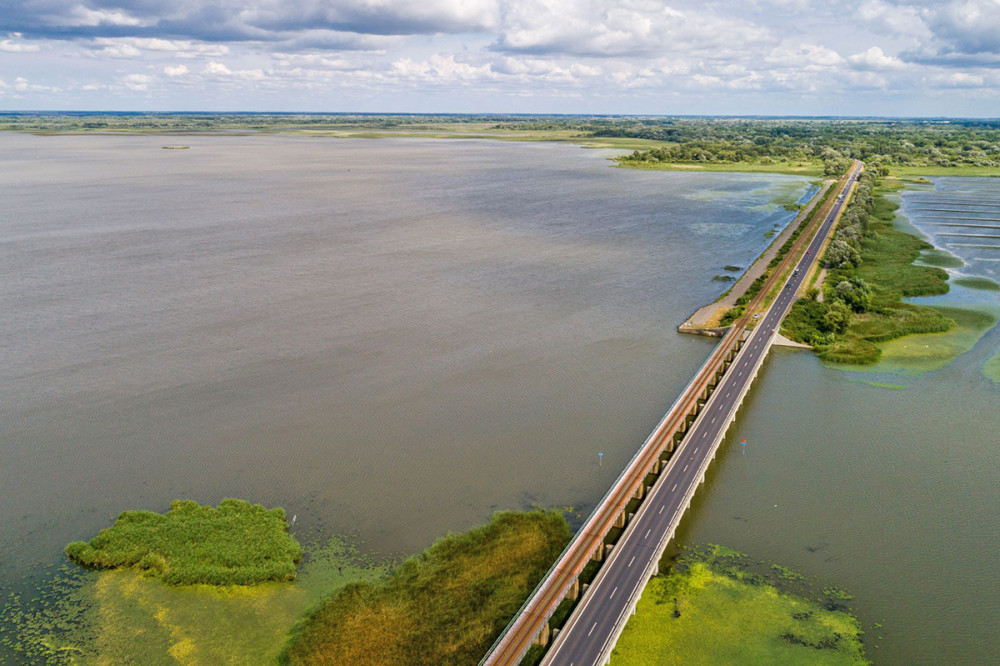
610,586,619,599
628,556,635,567
694,447,699,453
644,529,651,539
683,464,689,472
671,483,678,492
658,505,665,515
587,622,597,637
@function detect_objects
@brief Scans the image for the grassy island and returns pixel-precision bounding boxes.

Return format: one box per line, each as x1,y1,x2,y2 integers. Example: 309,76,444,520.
611,545,870,665
65,499,302,586
782,174,956,364
280,509,570,666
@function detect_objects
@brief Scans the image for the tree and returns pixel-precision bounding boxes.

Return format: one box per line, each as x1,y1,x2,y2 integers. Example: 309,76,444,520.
822,300,853,334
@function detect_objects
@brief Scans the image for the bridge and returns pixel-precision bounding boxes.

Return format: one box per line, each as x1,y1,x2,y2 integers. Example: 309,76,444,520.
481,161,863,666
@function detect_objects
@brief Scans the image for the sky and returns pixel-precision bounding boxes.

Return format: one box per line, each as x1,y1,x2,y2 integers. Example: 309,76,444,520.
1,0,999,115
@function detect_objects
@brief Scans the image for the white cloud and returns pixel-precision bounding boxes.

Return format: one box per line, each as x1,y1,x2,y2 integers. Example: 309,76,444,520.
164,64,189,76
203,61,232,76
55,6,151,28
0,34,41,52
121,73,151,90
849,46,906,70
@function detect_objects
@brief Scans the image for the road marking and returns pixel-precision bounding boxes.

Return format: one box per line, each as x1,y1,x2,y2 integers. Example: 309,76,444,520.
683,464,689,472
694,447,699,453
644,529,651,539
610,586,619,599
711,416,716,423
671,483,678,492
628,555,635,567
658,505,665,514
587,622,598,637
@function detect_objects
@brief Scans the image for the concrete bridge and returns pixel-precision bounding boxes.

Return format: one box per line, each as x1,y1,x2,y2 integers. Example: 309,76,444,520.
481,161,863,666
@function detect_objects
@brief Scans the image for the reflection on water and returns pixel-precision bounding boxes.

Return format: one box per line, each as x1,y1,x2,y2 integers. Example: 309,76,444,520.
2,137,998,663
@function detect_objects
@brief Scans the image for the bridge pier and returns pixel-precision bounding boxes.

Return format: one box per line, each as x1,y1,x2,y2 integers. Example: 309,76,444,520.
533,622,550,648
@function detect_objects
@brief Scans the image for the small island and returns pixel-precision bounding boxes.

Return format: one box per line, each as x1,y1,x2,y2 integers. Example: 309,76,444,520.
65,498,302,586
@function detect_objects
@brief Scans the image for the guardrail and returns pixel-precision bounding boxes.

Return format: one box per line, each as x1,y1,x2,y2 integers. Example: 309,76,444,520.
480,163,860,666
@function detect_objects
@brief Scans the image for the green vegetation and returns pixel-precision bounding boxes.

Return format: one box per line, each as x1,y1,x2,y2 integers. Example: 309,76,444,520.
782,176,957,364
1,536,386,664
917,248,964,268
611,545,869,665
720,185,836,326
984,349,1000,382
280,509,570,666
954,276,1000,291
5,114,1000,177
65,499,302,586
876,306,998,373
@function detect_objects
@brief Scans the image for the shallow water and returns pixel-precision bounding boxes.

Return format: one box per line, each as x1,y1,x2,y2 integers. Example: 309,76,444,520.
0,135,801,576
2,137,997,663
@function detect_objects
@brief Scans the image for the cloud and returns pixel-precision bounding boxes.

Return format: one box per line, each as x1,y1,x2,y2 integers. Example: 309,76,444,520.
849,46,906,70
121,73,151,90
163,64,189,76
0,33,41,52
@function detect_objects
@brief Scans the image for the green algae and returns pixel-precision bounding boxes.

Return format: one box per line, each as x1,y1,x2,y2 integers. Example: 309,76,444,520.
984,349,1000,382
875,306,998,375
611,545,869,666
1,536,387,664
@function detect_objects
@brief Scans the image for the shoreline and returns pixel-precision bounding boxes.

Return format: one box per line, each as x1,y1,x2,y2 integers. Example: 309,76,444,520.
678,180,832,337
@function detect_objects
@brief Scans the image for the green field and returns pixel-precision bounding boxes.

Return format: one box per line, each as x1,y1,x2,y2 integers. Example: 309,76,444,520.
611,546,869,666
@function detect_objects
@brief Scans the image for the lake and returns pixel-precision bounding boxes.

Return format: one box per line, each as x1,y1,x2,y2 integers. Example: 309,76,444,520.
1,135,996,663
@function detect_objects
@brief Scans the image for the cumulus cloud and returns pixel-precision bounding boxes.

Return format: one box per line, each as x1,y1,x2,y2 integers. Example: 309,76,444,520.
163,64,189,76
849,46,906,70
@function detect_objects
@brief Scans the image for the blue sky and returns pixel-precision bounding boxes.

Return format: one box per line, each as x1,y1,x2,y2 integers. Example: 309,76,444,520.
1,0,999,115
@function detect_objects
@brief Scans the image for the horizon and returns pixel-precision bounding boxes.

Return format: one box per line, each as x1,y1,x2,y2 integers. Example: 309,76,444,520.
2,111,1000,122
3,1,1000,116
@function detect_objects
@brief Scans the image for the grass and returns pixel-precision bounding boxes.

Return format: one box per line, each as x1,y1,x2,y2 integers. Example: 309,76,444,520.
875,306,998,374
888,165,1000,178
611,545,869,666
1,536,386,665
916,248,965,269
616,160,825,177
783,183,957,365
954,276,1000,291
279,509,570,666
65,499,302,586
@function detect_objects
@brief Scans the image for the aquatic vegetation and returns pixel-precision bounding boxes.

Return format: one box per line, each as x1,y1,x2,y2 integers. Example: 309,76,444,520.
953,276,1000,292
784,181,957,365
1,537,385,664
65,499,302,586
876,306,998,374
984,350,1000,382
611,545,869,666
280,509,570,666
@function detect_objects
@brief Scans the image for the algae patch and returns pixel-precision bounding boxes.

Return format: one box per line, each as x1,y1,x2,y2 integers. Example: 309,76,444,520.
984,349,1000,382
875,306,998,374
611,545,869,666
1,537,386,664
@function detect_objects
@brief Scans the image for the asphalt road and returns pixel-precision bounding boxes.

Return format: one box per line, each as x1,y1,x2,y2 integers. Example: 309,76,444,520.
541,165,861,666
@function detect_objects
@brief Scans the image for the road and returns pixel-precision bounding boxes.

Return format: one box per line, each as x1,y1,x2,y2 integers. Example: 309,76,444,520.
540,163,861,666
